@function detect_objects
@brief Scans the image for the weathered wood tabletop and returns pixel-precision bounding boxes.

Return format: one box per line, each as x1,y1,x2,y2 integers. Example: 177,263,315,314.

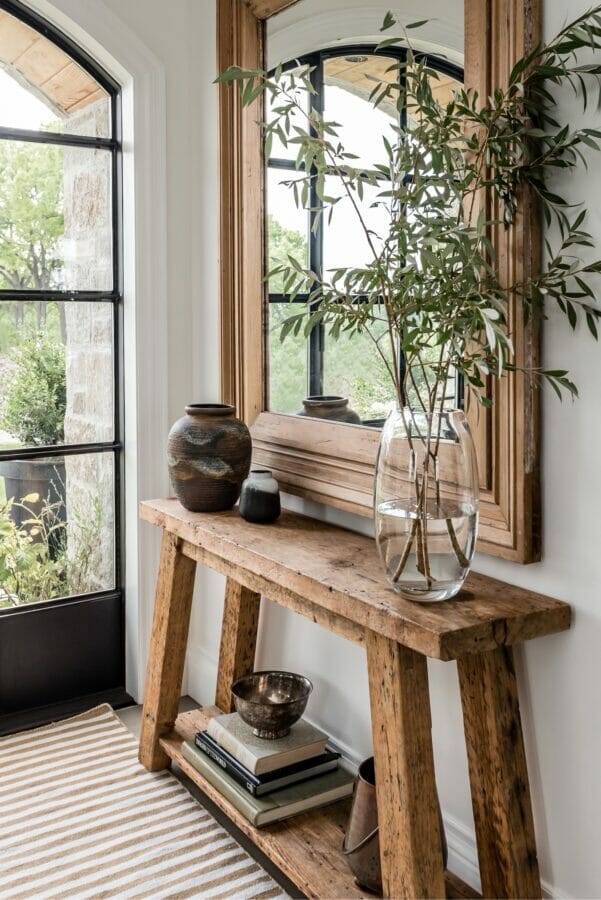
140,498,570,660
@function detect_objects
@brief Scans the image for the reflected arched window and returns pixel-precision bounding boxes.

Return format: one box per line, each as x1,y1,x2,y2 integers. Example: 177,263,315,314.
266,47,463,425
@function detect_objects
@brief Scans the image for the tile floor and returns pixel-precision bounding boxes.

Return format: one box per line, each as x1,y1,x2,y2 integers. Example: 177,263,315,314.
117,695,197,738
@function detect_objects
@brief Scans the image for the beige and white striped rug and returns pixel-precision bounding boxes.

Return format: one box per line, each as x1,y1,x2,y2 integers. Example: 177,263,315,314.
0,704,288,899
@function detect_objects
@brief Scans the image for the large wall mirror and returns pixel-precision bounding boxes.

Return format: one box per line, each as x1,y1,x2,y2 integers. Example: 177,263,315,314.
218,0,542,563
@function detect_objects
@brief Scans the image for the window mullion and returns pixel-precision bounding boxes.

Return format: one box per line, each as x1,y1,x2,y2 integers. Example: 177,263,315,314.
0,125,116,151
0,291,118,303
0,442,121,463
268,157,300,170
398,50,408,407
308,56,324,397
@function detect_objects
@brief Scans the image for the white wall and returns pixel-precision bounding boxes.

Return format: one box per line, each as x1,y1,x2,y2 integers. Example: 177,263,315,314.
97,0,221,422
468,5,601,892
32,1,601,897
92,0,224,695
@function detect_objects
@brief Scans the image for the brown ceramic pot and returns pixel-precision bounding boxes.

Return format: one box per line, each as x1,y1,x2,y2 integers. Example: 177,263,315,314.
167,403,251,512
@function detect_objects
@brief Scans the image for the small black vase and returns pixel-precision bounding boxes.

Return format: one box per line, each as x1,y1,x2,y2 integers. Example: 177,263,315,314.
239,469,281,524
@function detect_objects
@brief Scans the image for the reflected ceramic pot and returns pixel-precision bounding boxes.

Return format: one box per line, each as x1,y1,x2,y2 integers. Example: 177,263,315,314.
239,469,281,524
297,395,361,424
167,403,251,512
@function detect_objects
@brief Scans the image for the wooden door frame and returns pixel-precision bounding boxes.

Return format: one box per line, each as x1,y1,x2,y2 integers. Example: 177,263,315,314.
217,0,541,563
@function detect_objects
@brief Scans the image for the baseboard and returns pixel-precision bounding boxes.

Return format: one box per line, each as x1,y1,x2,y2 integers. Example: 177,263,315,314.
443,811,563,899
0,686,133,737
443,813,482,895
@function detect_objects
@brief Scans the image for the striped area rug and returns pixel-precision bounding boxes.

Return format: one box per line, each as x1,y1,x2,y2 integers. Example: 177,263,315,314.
0,705,288,899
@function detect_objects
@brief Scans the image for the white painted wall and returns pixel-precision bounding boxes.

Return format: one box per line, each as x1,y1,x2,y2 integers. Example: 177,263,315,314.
28,1,601,896
91,0,224,697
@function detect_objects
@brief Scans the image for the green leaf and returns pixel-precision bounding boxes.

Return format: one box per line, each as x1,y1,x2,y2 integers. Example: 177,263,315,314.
586,311,599,339
381,11,396,32
264,131,273,160
279,314,303,342
376,37,403,52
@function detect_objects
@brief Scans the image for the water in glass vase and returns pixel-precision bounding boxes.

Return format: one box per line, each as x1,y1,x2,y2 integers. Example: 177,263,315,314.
376,498,478,601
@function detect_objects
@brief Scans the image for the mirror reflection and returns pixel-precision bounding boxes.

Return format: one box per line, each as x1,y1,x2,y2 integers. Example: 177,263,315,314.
266,8,464,428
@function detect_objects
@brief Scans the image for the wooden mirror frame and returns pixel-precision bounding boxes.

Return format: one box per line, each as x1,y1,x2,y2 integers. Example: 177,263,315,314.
217,0,541,563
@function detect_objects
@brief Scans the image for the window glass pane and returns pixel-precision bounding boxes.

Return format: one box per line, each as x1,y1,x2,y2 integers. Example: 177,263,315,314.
268,301,308,414
267,65,309,161
0,301,114,449
0,451,115,607
324,54,398,168
322,174,389,274
406,345,461,412
267,166,308,292
0,9,110,138
323,317,397,425
0,140,112,291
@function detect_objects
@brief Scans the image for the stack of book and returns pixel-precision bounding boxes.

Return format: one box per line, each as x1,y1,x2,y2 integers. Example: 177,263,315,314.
182,712,354,827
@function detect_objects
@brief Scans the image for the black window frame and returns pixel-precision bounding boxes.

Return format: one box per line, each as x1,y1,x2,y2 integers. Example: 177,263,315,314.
266,45,465,420
0,0,129,730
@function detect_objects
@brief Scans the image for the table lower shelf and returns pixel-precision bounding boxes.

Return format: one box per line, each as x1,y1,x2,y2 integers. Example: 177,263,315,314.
159,707,480,900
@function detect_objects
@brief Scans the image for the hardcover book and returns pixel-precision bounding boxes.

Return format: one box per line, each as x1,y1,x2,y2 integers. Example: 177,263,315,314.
206,713,329,775
195,730,340,796
181,740,354,827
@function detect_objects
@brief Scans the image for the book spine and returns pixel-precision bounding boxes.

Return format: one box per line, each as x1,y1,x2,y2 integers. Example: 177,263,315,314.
194,735,258,796
206,718,258,773
181,742,261,826
258,758,338,795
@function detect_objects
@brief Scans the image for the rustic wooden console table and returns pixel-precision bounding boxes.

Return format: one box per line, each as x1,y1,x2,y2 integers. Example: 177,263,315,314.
139,498,570,900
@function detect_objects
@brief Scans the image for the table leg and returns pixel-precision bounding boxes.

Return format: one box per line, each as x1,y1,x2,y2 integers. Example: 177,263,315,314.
366,629,446,899
139,530,197,771
457,646,541,899
215,578,261,712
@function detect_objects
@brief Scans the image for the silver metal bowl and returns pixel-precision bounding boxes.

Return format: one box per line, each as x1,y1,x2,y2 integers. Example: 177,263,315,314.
231,670,313,739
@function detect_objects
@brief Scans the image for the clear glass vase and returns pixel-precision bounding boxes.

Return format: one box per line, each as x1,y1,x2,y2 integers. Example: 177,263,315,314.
374,408,479,602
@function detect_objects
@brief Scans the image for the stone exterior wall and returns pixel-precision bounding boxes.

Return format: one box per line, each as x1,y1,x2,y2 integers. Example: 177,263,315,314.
63,98,115,592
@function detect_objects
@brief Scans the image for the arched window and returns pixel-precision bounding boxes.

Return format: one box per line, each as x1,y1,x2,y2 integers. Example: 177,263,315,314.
0,0,125,724
266,47,463,425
